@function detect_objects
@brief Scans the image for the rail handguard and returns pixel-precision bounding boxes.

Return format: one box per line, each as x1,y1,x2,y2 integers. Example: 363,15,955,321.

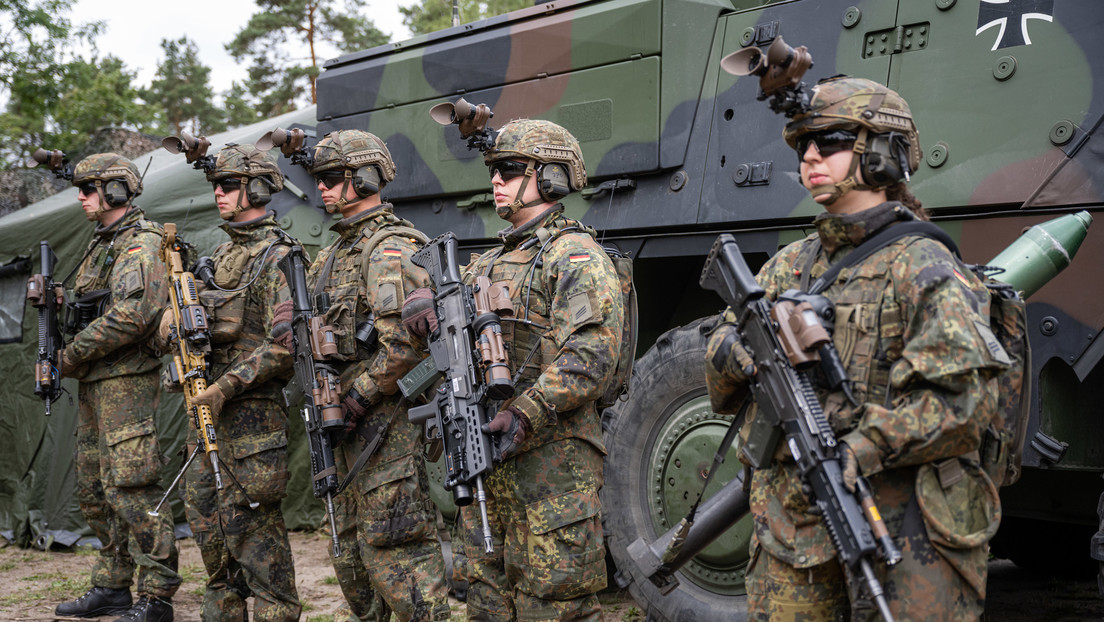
405,232,513,554
699,233,900,622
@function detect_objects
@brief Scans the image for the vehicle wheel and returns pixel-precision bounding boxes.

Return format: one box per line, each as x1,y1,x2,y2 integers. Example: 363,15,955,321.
602,318,751,621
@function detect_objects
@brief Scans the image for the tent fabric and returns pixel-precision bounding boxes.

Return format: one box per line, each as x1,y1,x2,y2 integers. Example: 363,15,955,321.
0,107,331,548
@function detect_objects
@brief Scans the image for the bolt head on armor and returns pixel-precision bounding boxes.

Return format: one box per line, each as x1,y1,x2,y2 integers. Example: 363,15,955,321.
484,119,587,192
308,129,396,184
783,76,921,177
72,153,143,197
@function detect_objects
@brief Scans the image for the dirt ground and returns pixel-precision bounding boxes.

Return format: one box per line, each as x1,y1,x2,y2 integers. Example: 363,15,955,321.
0,531,641,622
2,533,1102,621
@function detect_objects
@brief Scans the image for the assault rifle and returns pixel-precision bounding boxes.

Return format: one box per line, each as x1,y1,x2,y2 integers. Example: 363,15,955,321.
406,232,513,554
150,223,235,517
26,241,65,415
279,245,345,557
699,234,900,622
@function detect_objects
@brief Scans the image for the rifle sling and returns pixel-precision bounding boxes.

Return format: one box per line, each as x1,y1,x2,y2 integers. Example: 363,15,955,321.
335,397,405,494
806,221,959,295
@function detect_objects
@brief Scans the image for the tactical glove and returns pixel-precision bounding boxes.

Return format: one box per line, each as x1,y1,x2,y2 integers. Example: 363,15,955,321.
839,442,859,493
271,300,294,350
401,287,437,338
157,309,176,345
481,405,531,459
193,383,228,422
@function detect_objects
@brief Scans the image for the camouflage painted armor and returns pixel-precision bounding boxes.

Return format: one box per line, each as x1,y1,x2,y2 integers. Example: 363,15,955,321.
305,204,449,622
460,206,623,621
706,203,1007,620
183,212,301,622
66,207,181,600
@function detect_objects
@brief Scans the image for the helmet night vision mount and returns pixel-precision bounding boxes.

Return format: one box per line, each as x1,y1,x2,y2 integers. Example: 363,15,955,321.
721,35,814,118
30,148,74,181
162,131,216,173
256,127,314,169
430,97,498,153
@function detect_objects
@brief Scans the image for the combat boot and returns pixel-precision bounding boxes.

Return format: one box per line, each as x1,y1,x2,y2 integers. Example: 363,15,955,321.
55,586,133,617
113,594,173,622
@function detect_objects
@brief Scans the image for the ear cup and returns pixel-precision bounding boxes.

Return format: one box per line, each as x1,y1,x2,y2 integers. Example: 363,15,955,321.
861,132,911,187
247,177,272,206
351,165,381,197
103,180,130,207
536,162,571,202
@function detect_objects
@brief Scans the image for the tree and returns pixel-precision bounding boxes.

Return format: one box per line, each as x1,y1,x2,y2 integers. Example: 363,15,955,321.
49,56,151,153
0,0,105,166
145,37,226,137
399,0,532,36
226,0,388,113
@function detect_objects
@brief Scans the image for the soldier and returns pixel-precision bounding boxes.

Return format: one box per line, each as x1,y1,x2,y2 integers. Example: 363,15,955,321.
704,76,1006,620
403,119,624,621
158,144,301,622
54,153,181,622
270,129,450,622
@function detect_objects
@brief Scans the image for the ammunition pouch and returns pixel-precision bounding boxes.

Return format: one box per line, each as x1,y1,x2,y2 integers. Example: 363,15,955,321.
62,288,111,335
199,288,246,344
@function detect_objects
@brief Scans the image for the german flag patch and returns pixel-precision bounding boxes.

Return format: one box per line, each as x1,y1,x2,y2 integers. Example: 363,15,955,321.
126,245,143,254
382,248,403,258
569,252,590,263
952,268,972,288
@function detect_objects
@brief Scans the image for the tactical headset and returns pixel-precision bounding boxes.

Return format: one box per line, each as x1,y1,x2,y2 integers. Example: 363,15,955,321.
860,131,913,187
102,179,132,207
246,176,274,206
350,165,382,197
535,162,572,202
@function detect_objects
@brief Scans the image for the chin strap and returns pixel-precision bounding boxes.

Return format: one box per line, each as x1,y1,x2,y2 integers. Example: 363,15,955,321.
329,170,366,214
495,159,547,219
91,182,110,218
806,127,880,205
220,177,250,221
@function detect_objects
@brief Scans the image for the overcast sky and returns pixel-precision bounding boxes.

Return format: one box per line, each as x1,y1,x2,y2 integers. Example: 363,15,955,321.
67,0,415,95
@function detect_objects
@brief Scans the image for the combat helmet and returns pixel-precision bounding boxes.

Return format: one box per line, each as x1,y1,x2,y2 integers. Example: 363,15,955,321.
73,153,143,214
207,143,284,220
783,76,920,204
484,119,586,217
309,129,396,213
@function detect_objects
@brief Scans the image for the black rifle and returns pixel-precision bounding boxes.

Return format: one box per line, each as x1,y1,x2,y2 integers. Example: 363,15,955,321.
26,241,64,415
279,245,345,557
699,234,900,621
406,232,513,554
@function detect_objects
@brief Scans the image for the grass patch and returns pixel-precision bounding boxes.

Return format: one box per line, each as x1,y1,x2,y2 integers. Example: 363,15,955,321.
304,615,334,622
2,570,90,606
0,561,15,572
322,575,339,585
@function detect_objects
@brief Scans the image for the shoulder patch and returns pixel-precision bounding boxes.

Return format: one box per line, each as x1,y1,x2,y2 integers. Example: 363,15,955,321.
123,266,144,299
569,252,591,263
382,247,403,258
569,291,594,325
126,245,143,254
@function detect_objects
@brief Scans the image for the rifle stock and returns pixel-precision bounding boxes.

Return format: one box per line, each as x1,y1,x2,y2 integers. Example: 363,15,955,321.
27,241,64,415
699,234,900,621
279,245,344,557
407,232,512,554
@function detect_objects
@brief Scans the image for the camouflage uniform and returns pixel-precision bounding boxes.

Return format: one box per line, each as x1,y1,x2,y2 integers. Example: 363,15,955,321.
183,211,302,622
460,206,623,621
707,204,1006,620
305,203,449,622
66,204,181,602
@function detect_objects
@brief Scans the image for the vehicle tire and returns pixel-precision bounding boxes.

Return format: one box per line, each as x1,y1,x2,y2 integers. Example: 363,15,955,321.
602,317,751,621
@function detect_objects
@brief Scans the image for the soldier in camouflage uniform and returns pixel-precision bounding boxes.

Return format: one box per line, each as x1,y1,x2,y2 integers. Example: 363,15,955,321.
54,153,181,622
704,76,1007,620
270,129,450,622
158,144,301,622
404,119,624,621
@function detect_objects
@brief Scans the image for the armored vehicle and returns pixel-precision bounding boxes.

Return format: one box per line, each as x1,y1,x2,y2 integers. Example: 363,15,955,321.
301,0,1104,617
